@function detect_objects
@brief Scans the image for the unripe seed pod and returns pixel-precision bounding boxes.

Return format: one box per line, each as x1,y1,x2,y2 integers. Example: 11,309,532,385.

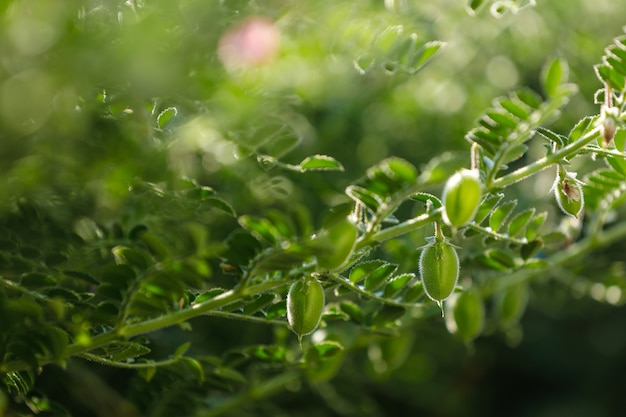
600,105,620,146
496,282,529,329
603,115,617,145
442,169,482,228
287,277,325,341
315,219,358,271
419,236,460,312
554,168,584,219
445,288,485,342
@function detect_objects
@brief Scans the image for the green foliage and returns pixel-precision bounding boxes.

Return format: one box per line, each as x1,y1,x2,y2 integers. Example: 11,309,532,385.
465,56,578,187
595,34,626,93
2,1,626,416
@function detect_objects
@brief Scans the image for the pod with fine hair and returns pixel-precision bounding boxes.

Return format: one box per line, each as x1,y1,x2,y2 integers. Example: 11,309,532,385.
442,169,482,228
287,277,325,342
419,225,460,314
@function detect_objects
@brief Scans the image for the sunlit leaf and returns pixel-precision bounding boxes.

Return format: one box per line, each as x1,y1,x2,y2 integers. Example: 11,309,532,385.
406,41,446,74
542,56,569,98
340,301,364,324
157,107,177,129
489,200,517,232
349,260,397,286
536,127,567,147
474,193,504,225
507,208,535,238
525,211,547,241
383,273,415,298
477,249,517,270
299,155,344,172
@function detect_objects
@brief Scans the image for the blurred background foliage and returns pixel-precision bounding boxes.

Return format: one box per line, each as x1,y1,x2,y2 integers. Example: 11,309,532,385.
2,0,626,416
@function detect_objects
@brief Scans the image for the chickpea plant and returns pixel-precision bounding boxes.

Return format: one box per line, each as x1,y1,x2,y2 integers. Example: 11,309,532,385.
2,2,626,416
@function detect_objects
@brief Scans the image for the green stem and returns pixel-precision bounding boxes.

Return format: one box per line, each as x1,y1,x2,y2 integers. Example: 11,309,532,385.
581,145,626,159
206,310,289,327
490,125,602,190
77,353,180,369
471,142,480,171
116,269,147,329
355,209,442,250
486,220,626,295
1,279,291,374
323,273,427,310
466,224,528,245
0,279,63,305
116,279,289,338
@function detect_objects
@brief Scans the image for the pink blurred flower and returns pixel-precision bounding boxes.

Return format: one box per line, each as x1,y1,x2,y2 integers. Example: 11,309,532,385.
218,17,280,70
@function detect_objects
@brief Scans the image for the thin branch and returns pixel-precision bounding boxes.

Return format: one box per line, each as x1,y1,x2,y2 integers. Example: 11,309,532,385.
205,310,289,327
323,272,427,310
490,125,602,189
466,224,528,245
78,353,179,369
355,209,441,250
1,278,291,374
485,220,626,295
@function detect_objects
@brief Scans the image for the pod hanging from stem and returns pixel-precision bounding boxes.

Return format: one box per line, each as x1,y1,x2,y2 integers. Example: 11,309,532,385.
287,276,325,345
441,168,482,228
553,165,584,219
419,223,460,316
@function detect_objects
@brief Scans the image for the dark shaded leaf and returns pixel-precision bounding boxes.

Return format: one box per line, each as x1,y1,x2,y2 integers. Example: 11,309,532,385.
521,240,543,260
266,300,287,319
242,293,276,315
340,301,364,324
93,341,151,362
370,305,405,327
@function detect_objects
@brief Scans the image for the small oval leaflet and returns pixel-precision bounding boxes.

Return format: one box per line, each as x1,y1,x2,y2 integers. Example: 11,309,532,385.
157,107,177,129
299,155,344,172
